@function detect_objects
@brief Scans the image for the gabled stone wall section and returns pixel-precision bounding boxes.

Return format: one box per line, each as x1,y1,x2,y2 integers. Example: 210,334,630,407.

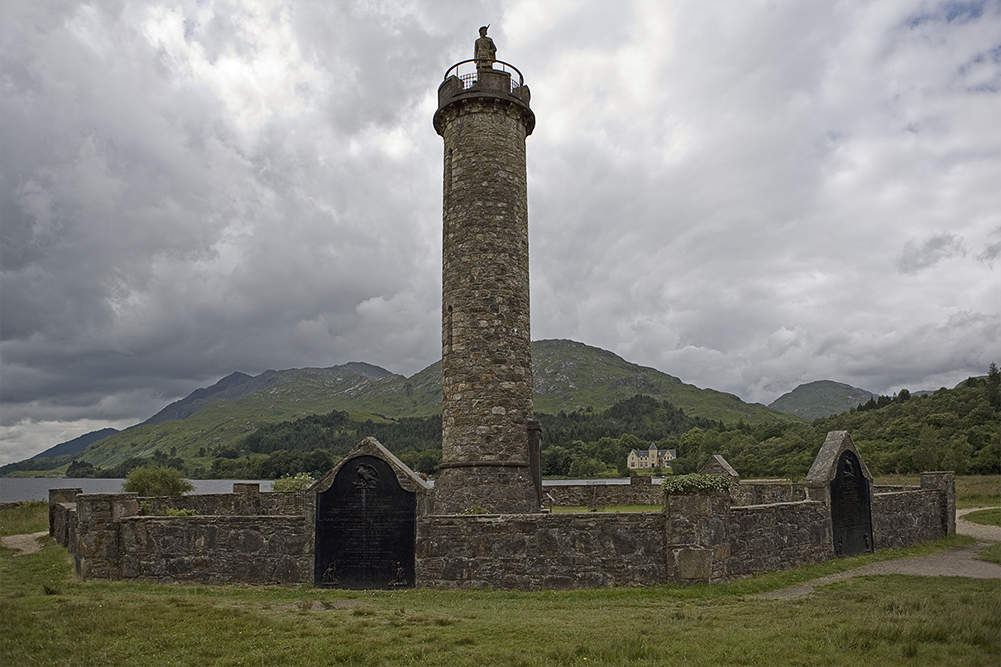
699,454,739,478
305,436,430,584
804,430,873,503
306,436,431,535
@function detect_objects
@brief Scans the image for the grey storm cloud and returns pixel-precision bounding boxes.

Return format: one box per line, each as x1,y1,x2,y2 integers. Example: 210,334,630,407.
898,233,965,273
2,0,1001,463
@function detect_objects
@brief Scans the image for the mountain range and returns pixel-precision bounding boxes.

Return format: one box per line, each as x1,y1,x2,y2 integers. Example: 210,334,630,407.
16,339,803,472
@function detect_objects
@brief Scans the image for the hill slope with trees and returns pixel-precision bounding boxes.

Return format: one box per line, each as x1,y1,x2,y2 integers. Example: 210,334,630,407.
670,368,1000,477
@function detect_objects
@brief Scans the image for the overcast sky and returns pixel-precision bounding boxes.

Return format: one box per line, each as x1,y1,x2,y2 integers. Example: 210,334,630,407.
2,1,1000,464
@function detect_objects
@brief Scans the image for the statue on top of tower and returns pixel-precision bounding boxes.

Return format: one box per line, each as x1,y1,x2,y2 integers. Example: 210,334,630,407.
474,25,496,71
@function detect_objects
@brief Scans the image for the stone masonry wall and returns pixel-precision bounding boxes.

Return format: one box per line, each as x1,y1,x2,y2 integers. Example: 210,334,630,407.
731,481,807,506
75,493,140,579
727,501,832,576
51,503,77,552
872,490,943,549
118,516,311,584
416,512,665,589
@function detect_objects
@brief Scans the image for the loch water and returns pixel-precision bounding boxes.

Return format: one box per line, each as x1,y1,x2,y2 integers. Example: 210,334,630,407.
0,478,275,503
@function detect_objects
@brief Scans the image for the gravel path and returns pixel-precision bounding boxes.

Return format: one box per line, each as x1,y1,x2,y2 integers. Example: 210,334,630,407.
956,506,1001,542
755,506,1001,600
0,531,48,556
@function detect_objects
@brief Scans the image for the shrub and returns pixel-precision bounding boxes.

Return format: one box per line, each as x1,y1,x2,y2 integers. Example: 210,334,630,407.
273,472,316,492
662,473,735,496
122,466,194,497
164,508,197,516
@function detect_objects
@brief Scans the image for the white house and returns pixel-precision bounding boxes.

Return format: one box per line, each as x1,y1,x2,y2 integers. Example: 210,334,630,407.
627,443,677,470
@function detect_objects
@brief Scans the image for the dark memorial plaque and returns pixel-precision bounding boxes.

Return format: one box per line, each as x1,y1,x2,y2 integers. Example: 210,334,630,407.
830,450,873,556
314,455,416,588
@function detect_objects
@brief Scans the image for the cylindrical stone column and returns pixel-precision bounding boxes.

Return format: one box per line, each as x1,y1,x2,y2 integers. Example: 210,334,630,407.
433,61,538,514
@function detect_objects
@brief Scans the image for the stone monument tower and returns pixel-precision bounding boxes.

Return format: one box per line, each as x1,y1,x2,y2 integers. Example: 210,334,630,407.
432,29,539,514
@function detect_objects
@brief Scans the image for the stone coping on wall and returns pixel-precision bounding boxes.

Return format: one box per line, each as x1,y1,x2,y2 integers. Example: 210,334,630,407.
730,499,825,511
118,514,305,522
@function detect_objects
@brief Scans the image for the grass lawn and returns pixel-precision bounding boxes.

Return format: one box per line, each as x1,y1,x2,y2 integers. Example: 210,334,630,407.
964,508,1001,527
0,501,47,537
978,543,1001,566
1,524,997,665
874,475,998,509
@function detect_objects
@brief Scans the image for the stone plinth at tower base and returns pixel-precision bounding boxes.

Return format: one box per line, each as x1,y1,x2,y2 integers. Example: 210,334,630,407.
434,463,539,514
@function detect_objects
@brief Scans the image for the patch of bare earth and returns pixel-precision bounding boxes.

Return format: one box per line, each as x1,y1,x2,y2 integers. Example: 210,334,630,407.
0,531,49,556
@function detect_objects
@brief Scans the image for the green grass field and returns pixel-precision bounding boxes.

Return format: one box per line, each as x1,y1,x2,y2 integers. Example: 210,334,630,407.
874,475,999,509
978,543,1001,566
1,499,997,667
0,501,47,537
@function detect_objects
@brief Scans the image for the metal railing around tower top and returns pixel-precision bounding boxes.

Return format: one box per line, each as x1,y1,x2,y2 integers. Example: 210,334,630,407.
443,59,524,92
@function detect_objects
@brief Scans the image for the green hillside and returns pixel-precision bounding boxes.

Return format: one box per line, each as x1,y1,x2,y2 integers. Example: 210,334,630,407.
5,340,797,474
531,340,794,424
768,380,874,420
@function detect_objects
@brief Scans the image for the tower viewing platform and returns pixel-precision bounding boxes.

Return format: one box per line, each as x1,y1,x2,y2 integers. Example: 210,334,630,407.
433,58,535,136
433,56,534,136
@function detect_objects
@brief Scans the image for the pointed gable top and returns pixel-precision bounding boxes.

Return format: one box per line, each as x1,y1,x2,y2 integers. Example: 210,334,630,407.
805,430,872,485
699,454,739,478
311,436,431,495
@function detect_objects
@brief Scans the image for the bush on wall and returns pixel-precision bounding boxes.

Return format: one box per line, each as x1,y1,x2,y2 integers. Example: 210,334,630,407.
123,466,194,497
272,472,315,492
662,473,734,496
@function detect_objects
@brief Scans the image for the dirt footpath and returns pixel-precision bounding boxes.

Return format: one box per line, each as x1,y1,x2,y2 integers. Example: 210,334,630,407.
756,506,1001,600
0,531,49,556
957,506,1001,542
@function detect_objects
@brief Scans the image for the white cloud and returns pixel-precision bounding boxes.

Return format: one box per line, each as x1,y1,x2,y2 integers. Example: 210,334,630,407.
1,0,1000,463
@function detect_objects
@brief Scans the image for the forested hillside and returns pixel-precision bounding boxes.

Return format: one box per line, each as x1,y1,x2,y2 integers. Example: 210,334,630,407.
670,371,1000,477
